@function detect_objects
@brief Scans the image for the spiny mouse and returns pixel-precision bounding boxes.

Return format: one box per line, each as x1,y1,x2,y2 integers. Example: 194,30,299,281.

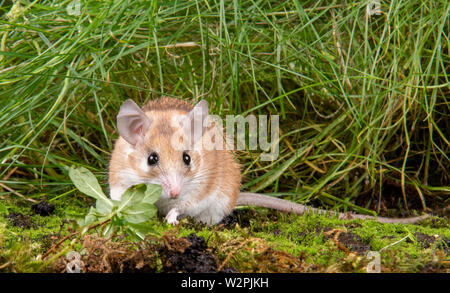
108,97,429,225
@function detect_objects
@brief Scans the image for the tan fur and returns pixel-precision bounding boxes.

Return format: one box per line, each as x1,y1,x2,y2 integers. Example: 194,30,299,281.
109,97,241,224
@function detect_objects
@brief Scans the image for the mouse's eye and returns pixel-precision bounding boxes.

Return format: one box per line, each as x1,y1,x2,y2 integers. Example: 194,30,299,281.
148,152,159,166
182,152,191,166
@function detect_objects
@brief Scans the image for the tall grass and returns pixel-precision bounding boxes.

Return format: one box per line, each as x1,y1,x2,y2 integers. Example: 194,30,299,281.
0,0,448,215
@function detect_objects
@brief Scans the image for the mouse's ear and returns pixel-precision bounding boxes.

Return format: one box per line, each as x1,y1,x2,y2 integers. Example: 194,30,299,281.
189,99,209,120
182,100,209,148
117,99,152,147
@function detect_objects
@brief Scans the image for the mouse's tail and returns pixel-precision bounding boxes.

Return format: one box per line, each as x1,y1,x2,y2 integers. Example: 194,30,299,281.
237,192,430,224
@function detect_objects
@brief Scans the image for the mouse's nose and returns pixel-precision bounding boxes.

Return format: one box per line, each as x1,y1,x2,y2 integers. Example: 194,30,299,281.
169,187,180,198
162,174,182,199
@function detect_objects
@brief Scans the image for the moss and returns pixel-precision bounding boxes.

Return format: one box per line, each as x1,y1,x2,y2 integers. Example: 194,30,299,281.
0,223,45,272
1,195,448,273
171,209,449,272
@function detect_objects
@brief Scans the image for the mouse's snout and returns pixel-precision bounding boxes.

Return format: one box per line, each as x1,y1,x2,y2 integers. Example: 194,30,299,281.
161,174,183,199
169,187,180,199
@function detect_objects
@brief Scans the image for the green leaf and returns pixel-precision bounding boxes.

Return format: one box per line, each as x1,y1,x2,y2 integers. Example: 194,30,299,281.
122,203,157,224
125,221,158,241
96,198,113,214
69,167,161,239
68,166,113,212
116,185,145,211
68,166,108,200
116,183,161,213
101,222,114,238
127,221,157,235
142,184,162,205
79,207,111,228
126,227,146,242
78,206,97,227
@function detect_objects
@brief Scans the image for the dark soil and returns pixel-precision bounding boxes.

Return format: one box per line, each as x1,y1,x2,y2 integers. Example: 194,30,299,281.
159,233,227,273
408,232,437,248
406,232,450,253
4,212,33,229
219,208,284,231
337,232,372,255
219,209,254,228
31,201,55,216
324,230,372,255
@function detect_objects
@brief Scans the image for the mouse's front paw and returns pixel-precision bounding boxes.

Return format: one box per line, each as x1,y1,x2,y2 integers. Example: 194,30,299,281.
166,208,179,225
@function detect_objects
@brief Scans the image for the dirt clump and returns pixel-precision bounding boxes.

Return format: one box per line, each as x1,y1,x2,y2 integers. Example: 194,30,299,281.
220,209,254,228
324,230,371,255
159,233,222,273
337,232,372,255
31,201,55,216
5,212,33,229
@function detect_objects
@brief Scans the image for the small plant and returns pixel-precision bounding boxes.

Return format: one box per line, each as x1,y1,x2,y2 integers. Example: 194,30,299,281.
68,166,162,241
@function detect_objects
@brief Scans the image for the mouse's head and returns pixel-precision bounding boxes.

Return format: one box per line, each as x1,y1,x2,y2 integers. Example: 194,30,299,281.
116,98,214,199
